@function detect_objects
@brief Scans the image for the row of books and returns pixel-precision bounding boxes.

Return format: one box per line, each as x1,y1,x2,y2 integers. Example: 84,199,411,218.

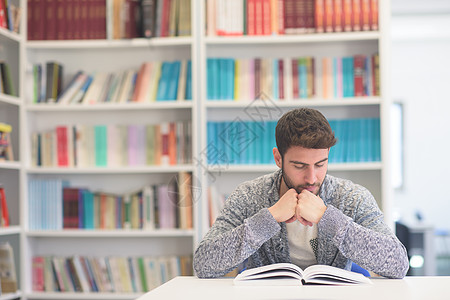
206,118,380,165
0,123,14,161
27,0,191,41
0,0,21,33
29,60,192,104
30,122,192,168
207,0,378,36
32,255,193,293
29,173,193,230
207,54,379,101
0,61,16,97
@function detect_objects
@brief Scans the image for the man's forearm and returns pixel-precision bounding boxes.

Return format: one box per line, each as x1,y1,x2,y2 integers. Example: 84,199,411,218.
193,208,280,278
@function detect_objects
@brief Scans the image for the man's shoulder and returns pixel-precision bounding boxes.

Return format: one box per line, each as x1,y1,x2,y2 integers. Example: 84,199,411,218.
321,174,372,202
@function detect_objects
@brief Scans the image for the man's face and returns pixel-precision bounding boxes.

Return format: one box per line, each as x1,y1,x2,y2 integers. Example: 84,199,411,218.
277,146,329,196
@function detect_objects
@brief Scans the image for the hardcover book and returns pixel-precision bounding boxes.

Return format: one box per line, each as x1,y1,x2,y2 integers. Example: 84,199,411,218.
233,263,372,286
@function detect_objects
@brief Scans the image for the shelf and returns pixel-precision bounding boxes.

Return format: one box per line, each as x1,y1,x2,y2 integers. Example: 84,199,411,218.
26,37,192,49
0,226,21,236
207,162,382,173
0,161,21,170
26,165,194,174
26,229,194,238
206,97,381,108
0,27,22,43
0,94,21,106
24,292,140,300
0,291,22,300
26,101,193,112
205,31,380,45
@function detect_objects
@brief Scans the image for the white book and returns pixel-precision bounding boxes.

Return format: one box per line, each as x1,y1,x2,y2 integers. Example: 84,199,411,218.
177,60,187,101
234,263,372,286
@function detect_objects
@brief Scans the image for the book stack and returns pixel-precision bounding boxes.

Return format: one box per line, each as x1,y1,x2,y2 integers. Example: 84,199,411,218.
27,0,191,41
28,173,194,230
32,254,193,293
207,54,379,101
207,118,381,165
206,0,378,36
30,121,192,168
29,60,192,104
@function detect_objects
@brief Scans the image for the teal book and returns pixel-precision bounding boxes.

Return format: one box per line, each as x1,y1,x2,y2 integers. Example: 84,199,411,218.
211,58,219,100
167,61,180,100
94,125,107,167
207,59,214,99
227,58,235,100
373,118,381,161
82,190,95,229
219,59,228,100
298,58,308,99
185,60,192,100
156,62,170,101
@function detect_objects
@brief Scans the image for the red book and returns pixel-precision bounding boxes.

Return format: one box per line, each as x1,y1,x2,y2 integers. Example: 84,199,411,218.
45,0,57,40
63,187,81,229
0,187,9,226
80,0,88,39
314,0,324,33
56,0,66,40
277,0,285,34
342,0,352,31
254,0,263,35
304,0,315,33
333,0,343,32
262,0,271,35
283,0,295,34
73,0,81,39
65,0,74,39
351,0,361,31
27,0,36,39
361,0,370,30
0,0,7,29
32,256,45,292
161,0,171,37
353,55,365,97
291,59,299,99
370,0,378,30
247,0,256,35
278,59,284,99
56,126,69,167
324,0,333,33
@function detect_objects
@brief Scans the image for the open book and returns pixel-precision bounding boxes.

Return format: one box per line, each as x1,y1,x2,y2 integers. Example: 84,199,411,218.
233,263,372,286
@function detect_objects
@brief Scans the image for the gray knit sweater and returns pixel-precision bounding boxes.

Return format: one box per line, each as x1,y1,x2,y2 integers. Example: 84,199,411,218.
193,169,409,279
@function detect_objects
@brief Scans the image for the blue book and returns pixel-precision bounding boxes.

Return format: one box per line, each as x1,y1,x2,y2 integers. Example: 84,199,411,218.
185,60,192,100
373,118,381,161
207,59,214,99
82,190,95,229
167,61,181,100
156,62,170,101
219,59,228,100
211,59,219,100
228,58,235,100
299,58,308,99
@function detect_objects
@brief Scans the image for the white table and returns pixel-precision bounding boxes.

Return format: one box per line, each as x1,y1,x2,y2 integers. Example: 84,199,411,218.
136,276,450,300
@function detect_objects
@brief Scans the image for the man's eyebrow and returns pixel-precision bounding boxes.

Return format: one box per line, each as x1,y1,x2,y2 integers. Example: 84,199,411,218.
289,158,328,165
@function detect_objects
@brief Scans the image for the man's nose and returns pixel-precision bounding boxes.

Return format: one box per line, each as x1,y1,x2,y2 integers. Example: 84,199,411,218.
304,166,316,184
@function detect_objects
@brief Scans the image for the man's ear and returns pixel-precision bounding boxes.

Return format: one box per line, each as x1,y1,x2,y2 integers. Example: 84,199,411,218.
273,148,282,168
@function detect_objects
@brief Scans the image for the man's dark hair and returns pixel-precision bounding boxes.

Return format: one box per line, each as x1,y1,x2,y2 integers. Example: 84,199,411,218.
275,108,337,157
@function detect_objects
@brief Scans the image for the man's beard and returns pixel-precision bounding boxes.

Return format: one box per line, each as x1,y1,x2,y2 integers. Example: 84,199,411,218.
281,163,323,196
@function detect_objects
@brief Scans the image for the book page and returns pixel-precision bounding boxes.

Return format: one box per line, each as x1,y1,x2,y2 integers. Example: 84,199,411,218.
303,265,372,285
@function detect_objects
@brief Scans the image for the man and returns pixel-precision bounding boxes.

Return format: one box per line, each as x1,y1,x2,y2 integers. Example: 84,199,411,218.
193,108,409,279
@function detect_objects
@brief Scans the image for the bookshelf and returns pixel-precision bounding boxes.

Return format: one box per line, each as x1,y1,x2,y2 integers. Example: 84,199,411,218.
23,0,198,299
19,0,392,299
0,0,25,299
198,0,393,238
